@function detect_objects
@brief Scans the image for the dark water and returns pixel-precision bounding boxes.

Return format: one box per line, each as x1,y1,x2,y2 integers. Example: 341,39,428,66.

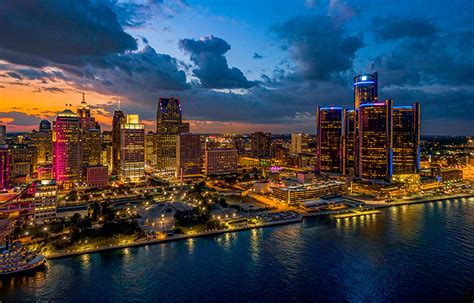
1,198,473,302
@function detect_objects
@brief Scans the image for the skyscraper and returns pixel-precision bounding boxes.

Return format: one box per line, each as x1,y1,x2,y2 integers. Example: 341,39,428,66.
0,125,6,144
145,131,157,169
77,96,101,167
177,133,202,178
354,72,378,108
0,145,10,190
120,114,145,182
112,107,126,175
250,132,272,159
358,100,393,181
52,109,81,188
30,120,52,164
205,148,238,176
344,110,356,175
291,133,303,154
316,107,344,174
392,103,420,175
156,97,190,171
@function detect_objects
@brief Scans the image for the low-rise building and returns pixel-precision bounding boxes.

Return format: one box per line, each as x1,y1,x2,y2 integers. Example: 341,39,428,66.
272,181,347,204
205,148,238,176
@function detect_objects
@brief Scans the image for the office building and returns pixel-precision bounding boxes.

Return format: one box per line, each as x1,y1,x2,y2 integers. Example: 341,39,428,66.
358,100,393,181
52,109,81,188
156,97,190,171
32,179,57,223
9,144,37,181
30,121,52,164
0,125,6,144
177,133,202,178
112,107,126,175
354,72,378,108
85,165,109,188
205,148,238,176
145,132,157,168
344,110,356,175
120,114,145,182
316,107,344,174
392,103,420,175
0,145,10,190
250,132,272,159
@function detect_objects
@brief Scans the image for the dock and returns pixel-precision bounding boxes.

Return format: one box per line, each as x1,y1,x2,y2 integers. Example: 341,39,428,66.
333,210,381,220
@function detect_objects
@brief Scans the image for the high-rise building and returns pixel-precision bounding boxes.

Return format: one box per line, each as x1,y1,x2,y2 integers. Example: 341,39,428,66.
101,131,113,174
145,132,157,169
52,109,81,188
392,103,420,175
177,133,202,178
358,100,393,181
250,132,272,159
32,179,57,224
291,133,303,154
354,72,378,109
9,144,37,181
120,114,145,182
0,125,6,144
344,110,356,175
82,128,102,167
112,107,126,175
156,97,190,171
205,148,238,176
0,145,10,189
30,120,52,164
316,107,344,174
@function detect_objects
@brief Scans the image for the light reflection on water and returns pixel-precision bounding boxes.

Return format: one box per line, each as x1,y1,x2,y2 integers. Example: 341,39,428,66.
1,198,473,302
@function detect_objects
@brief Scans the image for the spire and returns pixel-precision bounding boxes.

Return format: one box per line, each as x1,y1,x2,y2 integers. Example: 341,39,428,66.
80,92,88,108
117,99,121,111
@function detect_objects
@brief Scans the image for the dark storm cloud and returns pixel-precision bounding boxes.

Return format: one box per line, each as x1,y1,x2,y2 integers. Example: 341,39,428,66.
179,36,257,89
272,15,364,81
0,0,137,66
372,17,438,41
0,111,42,126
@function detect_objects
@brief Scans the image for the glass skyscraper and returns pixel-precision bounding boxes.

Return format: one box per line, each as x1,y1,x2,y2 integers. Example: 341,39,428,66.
392,104,420,175
316,107,344,174
354,72,378,108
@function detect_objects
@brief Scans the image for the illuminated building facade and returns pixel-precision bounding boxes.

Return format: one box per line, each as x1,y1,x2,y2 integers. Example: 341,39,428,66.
354,72,378,108
316,107,344,174
205,148,238,176
358,100,393,181
0,145,10,189
77,96,102,169
392,103,420,175
52,109,81,188
156,97,190,171
120,114,145,182
30,120,52,164
291,133,308,154
85,165,109,188
344,110,356,175
145,132,157,168
250,132,272,159
177,133,202,177
9,144,37,181
0,125,5,144
32,179,57,223
112,108,126,175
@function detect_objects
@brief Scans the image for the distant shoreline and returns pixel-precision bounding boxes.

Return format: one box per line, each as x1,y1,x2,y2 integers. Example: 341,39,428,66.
46,192,474,260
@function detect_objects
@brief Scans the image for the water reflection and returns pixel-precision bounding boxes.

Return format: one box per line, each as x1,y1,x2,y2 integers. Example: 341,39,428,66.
80,254,91,270
186,238,194,254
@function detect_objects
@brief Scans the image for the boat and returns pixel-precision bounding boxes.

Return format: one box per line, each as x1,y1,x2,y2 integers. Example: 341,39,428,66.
0,239,46,276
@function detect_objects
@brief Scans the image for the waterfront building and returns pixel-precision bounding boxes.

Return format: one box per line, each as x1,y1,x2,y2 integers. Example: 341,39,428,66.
30,121,52,164
120,114,145,182
9,144,37,181
272,181,347,204
354,72,378,108
156,97,190,171
52,109,81,189
145,132,157,169
205,148,238,176
344,110,356,176
0,145,10,189
177,133,202,178
112,107,126,175
32,179,57,224
316,107,344,174
358,100,393,181
392,103,420,175
250,132,272,161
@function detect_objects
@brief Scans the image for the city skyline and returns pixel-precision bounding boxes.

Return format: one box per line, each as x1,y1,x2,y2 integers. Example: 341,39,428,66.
0,0,473,135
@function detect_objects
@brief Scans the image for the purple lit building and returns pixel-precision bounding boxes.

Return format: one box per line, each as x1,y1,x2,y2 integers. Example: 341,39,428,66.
0,145,11,190
52,109,81,189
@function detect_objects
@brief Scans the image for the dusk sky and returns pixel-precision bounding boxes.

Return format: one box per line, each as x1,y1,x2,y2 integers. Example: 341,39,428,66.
0,0,473,135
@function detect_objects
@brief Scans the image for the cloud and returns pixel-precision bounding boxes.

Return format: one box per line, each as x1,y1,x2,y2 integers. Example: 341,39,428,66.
253,53,263,59
0,111,43,127
0,0,137,66
272,15,363,81
179,36,257,89
372,17,438,41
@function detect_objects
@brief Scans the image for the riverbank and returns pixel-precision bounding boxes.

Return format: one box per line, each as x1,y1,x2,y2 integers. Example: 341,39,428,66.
45,192,473,260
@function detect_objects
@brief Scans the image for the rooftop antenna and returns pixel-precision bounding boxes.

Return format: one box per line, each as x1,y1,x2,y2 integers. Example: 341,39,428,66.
82,92,86,103
117,99,121,110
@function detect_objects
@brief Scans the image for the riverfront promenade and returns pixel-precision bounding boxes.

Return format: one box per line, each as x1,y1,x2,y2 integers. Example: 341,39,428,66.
45,191,474,260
